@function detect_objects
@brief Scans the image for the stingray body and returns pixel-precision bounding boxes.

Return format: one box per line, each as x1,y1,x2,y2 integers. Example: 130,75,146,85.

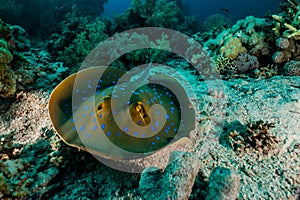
48,66,195,160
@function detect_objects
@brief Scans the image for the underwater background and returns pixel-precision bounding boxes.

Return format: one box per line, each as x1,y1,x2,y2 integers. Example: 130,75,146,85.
0,0,299,199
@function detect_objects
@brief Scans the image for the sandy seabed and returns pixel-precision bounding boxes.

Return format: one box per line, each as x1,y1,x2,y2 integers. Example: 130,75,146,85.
0,63,299,199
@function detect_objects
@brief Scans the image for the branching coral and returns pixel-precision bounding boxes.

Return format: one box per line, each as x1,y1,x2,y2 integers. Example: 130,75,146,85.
270,0,300,66
228,120,279,154
271,0,300,39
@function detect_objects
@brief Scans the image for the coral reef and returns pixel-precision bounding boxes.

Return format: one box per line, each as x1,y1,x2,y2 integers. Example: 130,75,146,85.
271,0,300,39
235,53,259,73
284,60,300,75
219,36,246,59
270,0,300,68
0,19,68,98
47,8,108,70
211,54,236,75
0,39,15,98
204,16,273,60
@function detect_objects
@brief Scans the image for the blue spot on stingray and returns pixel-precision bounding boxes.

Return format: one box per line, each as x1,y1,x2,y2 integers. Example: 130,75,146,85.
99,114,103,118
133,91,139,95
112,95,118,99
106,131,111,136
170,101,174,105
99,79,103,83
80,126,85,132
101,124,105,129
85,132,91,138
71,118,75,123
151,126,156,132
87,84,92,89
116,132,121,136
76,89,80,93
64,103,68,107
166,114,170,120
148,100,151,104
170,107,175,111
152,141,156,145
134,132,139,137
112,110,118,114
114,73,117,77
156,136,161,140
137,120,142,126
93,117,96,123
166,91,169,95
159,100,163,105
167,126,170,130
64,110,69,114
119,87,125,91
155,121,159,127
142,134,146,138
171,122,175,126
174,128,177,132
89,112,94,117
83,113,87,117
95,91,100,95
156,110,160,115
82,97,88,101
123,127,128,132
112,81,116,84
93,125,98,131
83,105,89,111
164,129,169,134
97,85,101,89
72,126,76,131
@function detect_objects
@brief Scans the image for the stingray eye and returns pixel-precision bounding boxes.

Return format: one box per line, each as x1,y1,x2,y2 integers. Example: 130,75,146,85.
97,103,103,111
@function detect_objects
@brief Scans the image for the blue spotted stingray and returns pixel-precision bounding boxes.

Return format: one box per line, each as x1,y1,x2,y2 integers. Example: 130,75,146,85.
48,66,195,159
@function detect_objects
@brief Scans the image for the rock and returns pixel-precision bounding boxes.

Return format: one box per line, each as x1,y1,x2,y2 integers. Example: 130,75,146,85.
206,167,240,200
139,151,201,200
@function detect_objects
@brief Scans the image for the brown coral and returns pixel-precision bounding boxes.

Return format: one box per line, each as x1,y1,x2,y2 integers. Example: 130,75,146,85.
228,120,279,154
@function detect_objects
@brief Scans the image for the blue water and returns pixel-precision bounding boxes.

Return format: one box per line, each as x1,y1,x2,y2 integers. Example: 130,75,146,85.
102,0,283,21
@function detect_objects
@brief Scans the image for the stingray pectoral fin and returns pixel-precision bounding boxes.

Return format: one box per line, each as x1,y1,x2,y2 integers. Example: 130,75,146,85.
150,74,196,133
49,73,76,135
